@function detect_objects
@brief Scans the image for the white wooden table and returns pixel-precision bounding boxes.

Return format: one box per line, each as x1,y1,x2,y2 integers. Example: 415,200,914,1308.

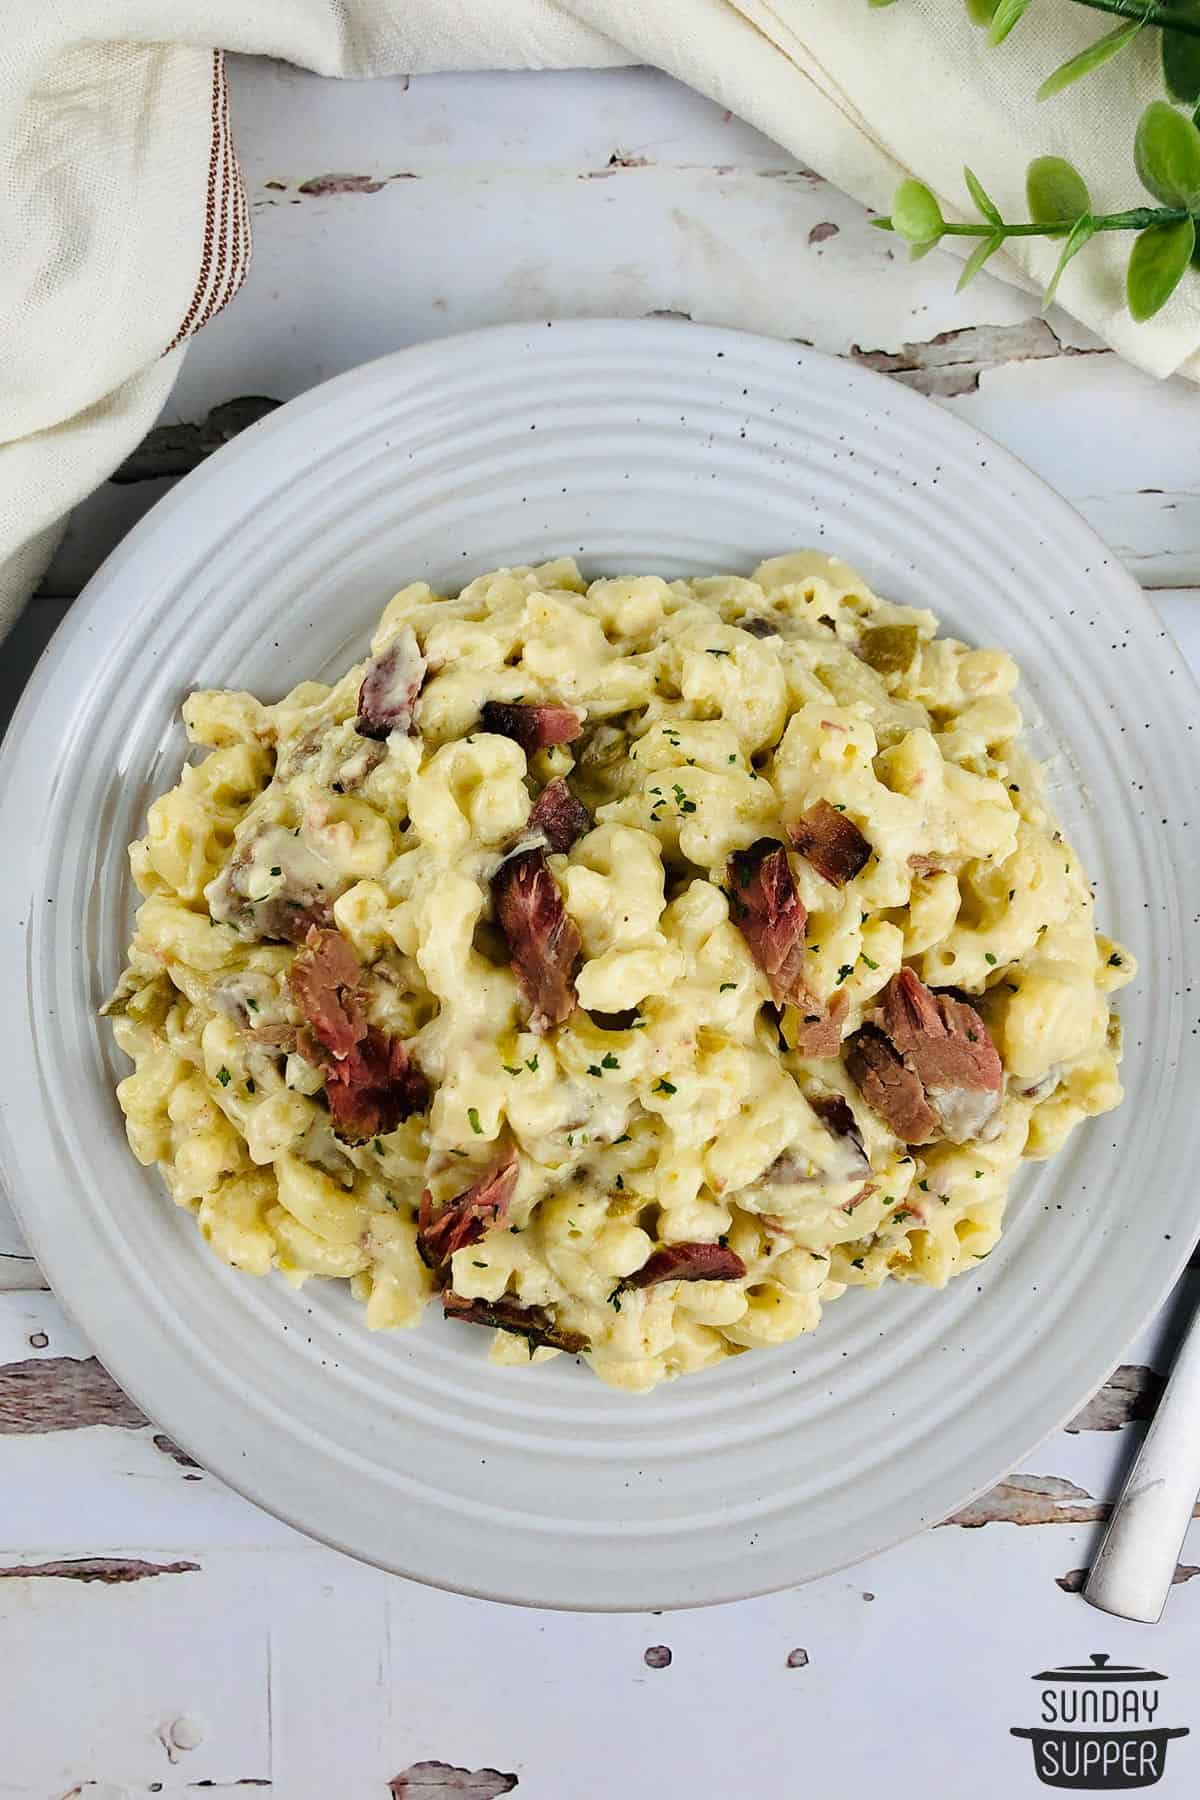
3,56,1200,1799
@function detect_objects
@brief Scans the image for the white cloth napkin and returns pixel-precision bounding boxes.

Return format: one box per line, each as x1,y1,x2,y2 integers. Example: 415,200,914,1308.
4,3,1195,638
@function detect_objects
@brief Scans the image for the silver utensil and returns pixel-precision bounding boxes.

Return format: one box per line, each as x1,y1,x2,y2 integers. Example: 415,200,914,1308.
1085,1304,1200,1622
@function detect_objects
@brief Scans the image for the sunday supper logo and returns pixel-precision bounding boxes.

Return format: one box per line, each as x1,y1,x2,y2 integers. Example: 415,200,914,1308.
1011,1654,1189,1790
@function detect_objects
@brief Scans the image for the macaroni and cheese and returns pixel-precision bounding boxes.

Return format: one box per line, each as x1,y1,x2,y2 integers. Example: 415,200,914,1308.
105,554,1133,1390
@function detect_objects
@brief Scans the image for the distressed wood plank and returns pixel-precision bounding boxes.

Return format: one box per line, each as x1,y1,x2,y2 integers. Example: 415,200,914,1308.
0,1549,271,1793
0,1555,200,1582
1064,1364,1164,1434
0,1527,1197,1798
0,1254,45,1293
1056,1561,1200,1594
0,596,69,1279
0,596,70,736
0,1355,146,1434
45,57,1158,602
40,61,1200,602
388,1764,518,1799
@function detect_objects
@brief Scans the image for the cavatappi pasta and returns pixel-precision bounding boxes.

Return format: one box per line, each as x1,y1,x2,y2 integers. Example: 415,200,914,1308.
105,553,1133,1391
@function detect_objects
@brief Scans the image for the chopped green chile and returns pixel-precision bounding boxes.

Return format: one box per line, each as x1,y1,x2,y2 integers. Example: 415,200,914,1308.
857,623,919,675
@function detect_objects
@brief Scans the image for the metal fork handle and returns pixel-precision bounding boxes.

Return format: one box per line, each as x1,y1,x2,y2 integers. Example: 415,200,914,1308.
1084,1302,1200,1623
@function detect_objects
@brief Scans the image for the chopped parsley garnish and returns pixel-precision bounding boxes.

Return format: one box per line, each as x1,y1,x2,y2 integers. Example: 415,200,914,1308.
215,1067,231,1087
836,964,854,984
614,1133,632,1145
719,982,736,993
374,1139,385,1154
467,1107,482,1135
245,1078,256,1094
270,866,281,877
472,1261,487,1269
917,1178,929,1192
974,1170,983,1179
966,1029,977,1043
706,647,732,657
1008,783,1019,793
851,1256,865,1270
654,1078,677,1096
607,1285,624,1311
245,997,259,1012
503,1064,522,1076
984,952,997,966
832,802,847,813
615,1174,624,1190
859,953,879,970
1108,952,1123,967
601,1051,620,1069
587,1064,603,1078
719,1235,730,1248
526,1055,539,1073
510,1224,520,1234
728,754,737,764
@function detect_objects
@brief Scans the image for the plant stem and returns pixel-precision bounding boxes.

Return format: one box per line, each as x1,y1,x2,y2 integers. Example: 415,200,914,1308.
1067,0,1200,36
936,207,1187,237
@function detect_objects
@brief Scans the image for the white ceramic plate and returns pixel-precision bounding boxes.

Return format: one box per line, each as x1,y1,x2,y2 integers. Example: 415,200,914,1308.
2,321,1197,1610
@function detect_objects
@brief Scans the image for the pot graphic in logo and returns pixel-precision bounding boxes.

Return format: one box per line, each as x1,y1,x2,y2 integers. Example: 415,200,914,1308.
1011,1653,1189,1790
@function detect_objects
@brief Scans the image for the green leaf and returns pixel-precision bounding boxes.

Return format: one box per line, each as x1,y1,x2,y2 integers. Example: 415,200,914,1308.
1036,19,1142,101
1042,214,1095,309
989,0,1034,46
1163,2,1200,104
1135,99,1200,209
965,0,1000,20
868,0,898,7
890,178,944,244
1026,155,1091,224
1127,215,1196,320
963,166,1002,225
908,235,943,261
956,230,1005,291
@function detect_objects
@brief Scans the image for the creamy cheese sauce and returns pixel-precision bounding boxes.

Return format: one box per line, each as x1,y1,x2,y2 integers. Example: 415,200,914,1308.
106,554,1134,1390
